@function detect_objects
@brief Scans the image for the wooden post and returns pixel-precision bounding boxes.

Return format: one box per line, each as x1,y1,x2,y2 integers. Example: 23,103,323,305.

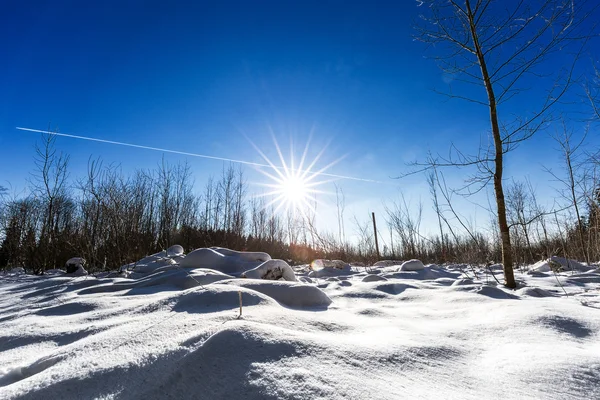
372,212,380,260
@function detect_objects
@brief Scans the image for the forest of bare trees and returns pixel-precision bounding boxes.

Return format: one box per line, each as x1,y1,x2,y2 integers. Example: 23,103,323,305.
0,125,599,275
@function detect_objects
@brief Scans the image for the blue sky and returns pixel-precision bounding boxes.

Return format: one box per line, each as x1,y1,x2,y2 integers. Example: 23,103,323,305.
1,1,598,238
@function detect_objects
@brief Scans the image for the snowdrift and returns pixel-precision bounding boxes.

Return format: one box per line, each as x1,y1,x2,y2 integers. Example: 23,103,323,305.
1,255,600,399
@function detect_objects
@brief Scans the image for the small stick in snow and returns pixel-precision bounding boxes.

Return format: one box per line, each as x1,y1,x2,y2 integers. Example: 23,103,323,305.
237,291,243,319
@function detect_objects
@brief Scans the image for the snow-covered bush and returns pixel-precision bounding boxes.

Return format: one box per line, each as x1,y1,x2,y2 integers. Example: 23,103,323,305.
241,259,297,281
65,257,86,274
166,245,184,257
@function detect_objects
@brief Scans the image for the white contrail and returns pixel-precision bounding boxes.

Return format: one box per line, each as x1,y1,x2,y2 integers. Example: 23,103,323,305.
16,127,385,184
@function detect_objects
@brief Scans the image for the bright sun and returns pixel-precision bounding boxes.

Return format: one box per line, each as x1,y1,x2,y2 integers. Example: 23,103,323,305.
250,134,341,215
280,175,308,203
260,165,322,213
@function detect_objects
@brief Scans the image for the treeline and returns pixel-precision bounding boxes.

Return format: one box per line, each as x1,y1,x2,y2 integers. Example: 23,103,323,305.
380,171,600,268
0,132,599,274
0,134,359,272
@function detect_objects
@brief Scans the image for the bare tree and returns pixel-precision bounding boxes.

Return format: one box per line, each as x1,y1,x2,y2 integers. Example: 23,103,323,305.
30,130,70,272
0,184,7,240
505,180,535,263
334,183,347,244
585,62,600,120
427,170,447,260
385,194,424,259
249,195,268,241
156,159,196,249
546,124,590,264
414,0,592,287
353,215,376,260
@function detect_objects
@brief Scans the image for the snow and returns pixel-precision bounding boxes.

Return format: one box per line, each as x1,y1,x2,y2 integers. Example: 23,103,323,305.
308,259,354,278
531,256,592,273
166,245,184,257
241,259,297,282
1,252,600,399
67,265,88,276
64,257,85,267
398,258,425,271
221,279,332,308
179,247,270,275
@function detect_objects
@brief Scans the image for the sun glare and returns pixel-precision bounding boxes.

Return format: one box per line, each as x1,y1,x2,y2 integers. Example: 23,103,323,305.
249,132,344,215
281,174,308,204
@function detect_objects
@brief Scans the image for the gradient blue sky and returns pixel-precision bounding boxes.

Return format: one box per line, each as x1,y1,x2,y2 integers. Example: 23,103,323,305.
1,1,598,238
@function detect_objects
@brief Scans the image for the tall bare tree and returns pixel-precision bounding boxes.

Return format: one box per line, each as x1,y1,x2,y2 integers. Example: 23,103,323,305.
31,130,70,271
415,0,592,287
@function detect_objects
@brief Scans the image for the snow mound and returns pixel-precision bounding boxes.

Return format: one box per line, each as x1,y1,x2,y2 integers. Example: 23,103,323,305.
170,285,274,313
549,256,591,272
452,278,475,286
308,260,353,278
361,274,387,282
179,247,268,275
531,256,591,273
9,267,26,275
241,259,297,282
517,287,557,298
310,259,350,270
80,268,234,293
220,279,332,308
398,259,425,271
135,268,234,290
140,326,304,399
372,260,402,268
531,259,553,273
382,267,459,281
373,282,416,295
133,256,176,273
432,277,457,286
474,285,519,299
209,247,271,263
167,244,184,257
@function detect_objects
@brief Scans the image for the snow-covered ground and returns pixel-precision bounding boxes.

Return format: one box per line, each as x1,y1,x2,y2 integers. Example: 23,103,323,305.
1,249,600,399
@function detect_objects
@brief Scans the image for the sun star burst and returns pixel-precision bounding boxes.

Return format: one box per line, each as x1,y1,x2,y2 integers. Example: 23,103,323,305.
249,132,343,216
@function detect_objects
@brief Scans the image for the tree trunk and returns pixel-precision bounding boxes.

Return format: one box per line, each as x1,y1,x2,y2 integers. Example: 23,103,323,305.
466,0,516,288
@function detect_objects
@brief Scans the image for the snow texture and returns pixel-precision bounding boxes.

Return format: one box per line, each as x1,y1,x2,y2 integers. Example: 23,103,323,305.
1,254,600,399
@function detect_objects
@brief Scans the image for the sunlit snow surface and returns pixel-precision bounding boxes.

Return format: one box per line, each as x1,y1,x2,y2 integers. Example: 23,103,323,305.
1,252,600,399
